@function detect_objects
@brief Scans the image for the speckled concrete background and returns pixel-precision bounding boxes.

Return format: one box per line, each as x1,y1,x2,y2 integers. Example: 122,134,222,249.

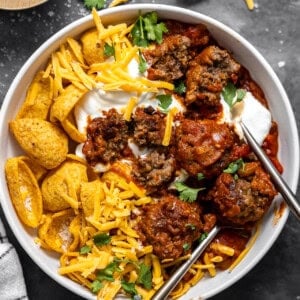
0,0,299,299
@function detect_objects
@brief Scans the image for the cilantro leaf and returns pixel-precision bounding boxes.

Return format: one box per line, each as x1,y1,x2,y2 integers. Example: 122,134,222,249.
91,279,103,293
131,11,168,47
96,261,121,282
222,82,246,109
223,158,244,175
138,50,147,73
157,94,172,111
197,173,205,181
83,0,106,10
199,232,208,243
93,233,111,246
174,81,186,95
183,243,190,251
174,182,204,202
185,223,196,230
79,245,91,255
137,263,152,290
104,43,115,58
121,280,138,297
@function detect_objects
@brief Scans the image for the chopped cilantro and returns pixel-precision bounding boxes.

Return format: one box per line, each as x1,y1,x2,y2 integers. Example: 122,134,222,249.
137,263,152,290
199,232,208,243
138,50,147,73
157,94,172,112
197,173,205,181
83,0,106,10
223,158,245,175
79,245,91,255
222,82,246,109
183,243,190,251
91,279,103,293
104,42,115,58
174,182,204,202
93,233,111,246
174,81,186,95
131,12,168,47
185,223,196,230
121,280,138,297
96,261,121,282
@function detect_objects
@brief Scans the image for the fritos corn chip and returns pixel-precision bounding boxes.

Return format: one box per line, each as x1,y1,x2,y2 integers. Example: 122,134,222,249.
10,118,68,169
5,157,43,228
41,160,88,211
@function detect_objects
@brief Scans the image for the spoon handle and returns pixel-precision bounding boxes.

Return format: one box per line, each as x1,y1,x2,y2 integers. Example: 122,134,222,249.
240,122,300,221
152,226,220,300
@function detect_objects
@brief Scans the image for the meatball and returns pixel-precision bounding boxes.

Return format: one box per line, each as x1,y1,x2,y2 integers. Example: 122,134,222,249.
132,150,176,194
137,195,203,260
175,119,235,177
207,166,277,225
82,109,130,166
185,45,241,106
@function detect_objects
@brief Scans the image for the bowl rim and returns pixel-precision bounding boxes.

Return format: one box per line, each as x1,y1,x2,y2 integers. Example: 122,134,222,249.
0,3,299,299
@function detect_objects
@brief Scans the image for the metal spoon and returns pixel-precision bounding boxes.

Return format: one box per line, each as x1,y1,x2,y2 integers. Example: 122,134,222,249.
152,122,300,300
240,121,300,221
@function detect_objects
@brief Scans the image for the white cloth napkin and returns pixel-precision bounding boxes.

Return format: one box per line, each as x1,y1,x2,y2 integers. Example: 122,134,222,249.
0,218,28,300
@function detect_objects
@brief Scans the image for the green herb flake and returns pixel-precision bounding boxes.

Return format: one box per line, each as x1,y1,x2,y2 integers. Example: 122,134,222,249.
223,158,245,175
137,263,152,290
131,12,168,47
157,94,172,112
93,233,111,246
79,245,91,255
91,279,103,293
138,50,147,73
183,243,190,251
121,280,138,297
96,261,121,282
174,81,186,95
222,82,246,109
104,42,115,58
185,223,196,230
197,173,205,181
199,232,208,243
83,0,106,10
174,182,204,202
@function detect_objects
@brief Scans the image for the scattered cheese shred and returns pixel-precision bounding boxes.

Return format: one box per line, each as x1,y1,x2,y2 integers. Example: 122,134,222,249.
162,107,178,146
245,0,254,10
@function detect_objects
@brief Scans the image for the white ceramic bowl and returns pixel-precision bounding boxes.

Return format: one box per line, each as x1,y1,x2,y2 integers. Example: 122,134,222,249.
0,4,299,299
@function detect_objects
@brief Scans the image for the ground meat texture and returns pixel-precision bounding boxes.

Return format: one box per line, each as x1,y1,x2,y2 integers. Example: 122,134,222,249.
132,150,176,194
132,107,167,147
82,109,130,166
143,34,192,82
185,45,241,106
175,119,235,177
207,167,277,225
137,195,203,260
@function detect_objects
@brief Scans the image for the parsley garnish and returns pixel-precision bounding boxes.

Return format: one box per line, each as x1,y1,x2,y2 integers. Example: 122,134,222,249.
131,12,168,47
137,263,152,290
223,158,245,175
79,245,91,255
174,81,186,95
199,232,208,243
93,233,111,246
157,94,172,112
121,280,138,297
138,50,147,73
222,82,246,109
91,279,103,293
83,0,106,10
104,42,115,58
183,243,190,251
174,182,204,202
96,260,121,282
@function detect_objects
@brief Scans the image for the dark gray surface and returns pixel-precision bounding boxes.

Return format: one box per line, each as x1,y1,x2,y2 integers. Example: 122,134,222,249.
0,0,299,299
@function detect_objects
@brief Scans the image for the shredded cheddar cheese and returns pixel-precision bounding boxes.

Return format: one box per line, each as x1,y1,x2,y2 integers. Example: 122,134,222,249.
245,0,254,10
162,107,178,146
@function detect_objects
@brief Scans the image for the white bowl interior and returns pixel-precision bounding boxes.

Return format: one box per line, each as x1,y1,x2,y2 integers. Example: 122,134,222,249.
0,4,299,299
